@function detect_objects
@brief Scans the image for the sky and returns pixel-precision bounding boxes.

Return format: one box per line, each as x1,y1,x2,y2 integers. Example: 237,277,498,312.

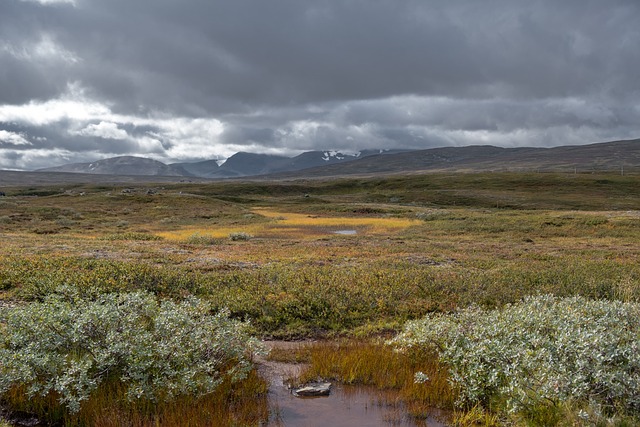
0,0,639,170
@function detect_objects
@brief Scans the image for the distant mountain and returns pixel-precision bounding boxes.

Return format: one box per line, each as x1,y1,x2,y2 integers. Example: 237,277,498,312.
37,156,186,176
34,150,402,179
209,150,399,178
30,140,640,179
170,159,220,177
174,149,406,178
266,139,640,178
215,152,290,178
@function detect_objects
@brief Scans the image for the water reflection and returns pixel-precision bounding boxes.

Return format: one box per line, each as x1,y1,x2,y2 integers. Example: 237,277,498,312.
266,380,447,427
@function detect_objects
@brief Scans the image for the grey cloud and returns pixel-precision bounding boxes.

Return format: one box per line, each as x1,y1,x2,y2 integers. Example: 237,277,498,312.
5,0,639,111
220,127,277,147
0,0,639,169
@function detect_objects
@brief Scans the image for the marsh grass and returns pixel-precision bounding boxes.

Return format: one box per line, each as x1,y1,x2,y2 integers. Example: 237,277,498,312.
275,341,456,420
451,405,501,427
3,370,269,426
184,232,224,245
156,208,419,240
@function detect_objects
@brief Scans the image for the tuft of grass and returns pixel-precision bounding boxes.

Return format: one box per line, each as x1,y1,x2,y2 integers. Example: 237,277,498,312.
184,232,223,245
451,405,501,427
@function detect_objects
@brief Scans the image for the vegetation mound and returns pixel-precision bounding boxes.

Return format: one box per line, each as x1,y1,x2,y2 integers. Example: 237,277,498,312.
392,295,640,424
0,289,263,423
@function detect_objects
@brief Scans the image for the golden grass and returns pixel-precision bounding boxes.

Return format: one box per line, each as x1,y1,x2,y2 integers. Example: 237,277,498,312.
3,369,269,427
156,208,419,240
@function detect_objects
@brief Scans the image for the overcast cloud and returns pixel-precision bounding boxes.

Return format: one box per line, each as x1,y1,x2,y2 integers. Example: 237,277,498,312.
0,0,638,170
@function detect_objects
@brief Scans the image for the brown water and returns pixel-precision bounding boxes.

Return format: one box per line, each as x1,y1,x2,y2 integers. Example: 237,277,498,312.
266,382,448,427
259,343,448,427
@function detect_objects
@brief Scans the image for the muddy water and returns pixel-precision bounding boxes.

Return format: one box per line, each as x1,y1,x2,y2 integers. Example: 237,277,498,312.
259,343,448,427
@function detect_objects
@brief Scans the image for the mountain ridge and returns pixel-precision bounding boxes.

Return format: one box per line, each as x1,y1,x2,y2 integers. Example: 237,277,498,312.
32,139,640,179
38,149,405,178
266,139,640,178
38,156,187,176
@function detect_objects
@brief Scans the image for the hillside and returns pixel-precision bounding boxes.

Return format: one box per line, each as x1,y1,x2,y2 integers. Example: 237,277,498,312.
267,139,640,178
38,156,186,176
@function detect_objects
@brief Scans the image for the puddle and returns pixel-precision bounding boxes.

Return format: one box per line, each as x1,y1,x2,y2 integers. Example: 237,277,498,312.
333,230,357,235
266,382,447,427
258,342,448,427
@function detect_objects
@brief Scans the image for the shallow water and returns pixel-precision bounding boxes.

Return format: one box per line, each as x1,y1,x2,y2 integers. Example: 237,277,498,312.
333,229,357,235
258,343,447,427
266,382,448,427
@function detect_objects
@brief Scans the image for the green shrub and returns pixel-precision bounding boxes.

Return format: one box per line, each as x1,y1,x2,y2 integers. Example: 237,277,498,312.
0,288,263,414
391,295,640,420
229,232,252,241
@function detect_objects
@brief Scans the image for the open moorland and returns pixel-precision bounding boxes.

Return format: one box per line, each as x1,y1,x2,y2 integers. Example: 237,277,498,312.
1,172,639,426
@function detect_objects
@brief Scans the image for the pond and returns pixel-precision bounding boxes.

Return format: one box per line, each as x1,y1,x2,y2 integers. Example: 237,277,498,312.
332,229,357,235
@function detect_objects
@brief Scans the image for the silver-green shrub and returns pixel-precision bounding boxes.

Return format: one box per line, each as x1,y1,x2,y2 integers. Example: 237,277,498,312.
229,232,252,241
0,289,263,413
391,295,640,415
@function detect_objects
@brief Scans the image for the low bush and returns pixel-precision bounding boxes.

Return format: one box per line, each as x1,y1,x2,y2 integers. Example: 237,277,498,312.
391,295,640,422
229,232,253,241
0,288,263,419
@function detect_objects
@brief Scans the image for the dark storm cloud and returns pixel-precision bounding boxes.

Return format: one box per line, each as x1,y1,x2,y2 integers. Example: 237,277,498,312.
0,0,639,169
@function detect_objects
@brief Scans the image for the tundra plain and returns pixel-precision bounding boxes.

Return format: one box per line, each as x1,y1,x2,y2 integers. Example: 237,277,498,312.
1,172,639,426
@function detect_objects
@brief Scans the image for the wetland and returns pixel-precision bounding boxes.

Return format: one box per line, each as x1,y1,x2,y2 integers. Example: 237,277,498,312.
1,172,639,426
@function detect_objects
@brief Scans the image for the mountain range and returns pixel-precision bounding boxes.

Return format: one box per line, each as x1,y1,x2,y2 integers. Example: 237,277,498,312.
38,149,405,178
34,139,640,179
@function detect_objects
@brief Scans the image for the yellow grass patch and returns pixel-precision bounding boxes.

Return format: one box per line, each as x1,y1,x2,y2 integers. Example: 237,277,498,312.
156,208,419,240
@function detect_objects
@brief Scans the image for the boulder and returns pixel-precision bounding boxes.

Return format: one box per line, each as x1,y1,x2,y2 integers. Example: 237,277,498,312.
292,382,332,397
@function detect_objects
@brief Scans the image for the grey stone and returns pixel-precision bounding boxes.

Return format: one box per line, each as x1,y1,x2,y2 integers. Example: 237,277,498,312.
292,382,332,397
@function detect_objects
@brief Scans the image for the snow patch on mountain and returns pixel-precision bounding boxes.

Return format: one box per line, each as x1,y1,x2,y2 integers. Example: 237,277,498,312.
322,150,361,161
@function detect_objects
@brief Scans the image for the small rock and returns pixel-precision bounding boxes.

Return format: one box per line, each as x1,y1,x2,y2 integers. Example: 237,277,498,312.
292,382,332,397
